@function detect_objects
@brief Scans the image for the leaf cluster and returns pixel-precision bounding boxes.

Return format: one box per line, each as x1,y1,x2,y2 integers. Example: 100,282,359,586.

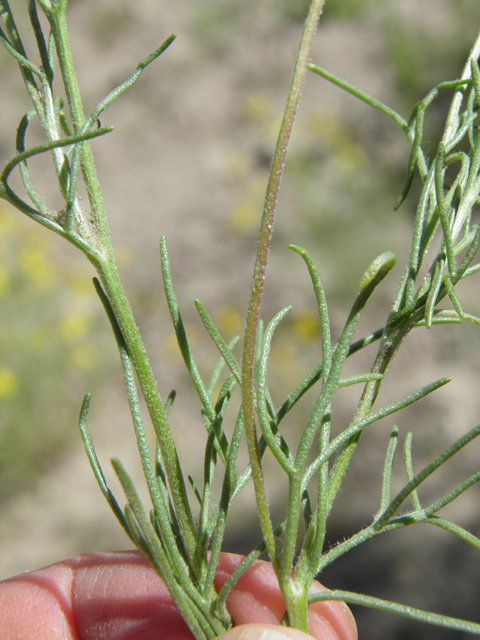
1,0,480,637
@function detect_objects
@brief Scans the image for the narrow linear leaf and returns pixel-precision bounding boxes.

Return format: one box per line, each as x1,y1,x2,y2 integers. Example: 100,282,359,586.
374,426,399,518
309,590,480,635
376,423,480,527
195,299,242,385
403,432,422,512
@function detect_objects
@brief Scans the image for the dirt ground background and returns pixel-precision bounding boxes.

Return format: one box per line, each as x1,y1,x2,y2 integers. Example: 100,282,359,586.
1,1,480,638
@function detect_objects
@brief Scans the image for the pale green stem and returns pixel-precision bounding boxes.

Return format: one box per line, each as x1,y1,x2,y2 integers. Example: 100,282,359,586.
327,317,414,511
45,1,112,253
42,0,198,567
241,0,327,632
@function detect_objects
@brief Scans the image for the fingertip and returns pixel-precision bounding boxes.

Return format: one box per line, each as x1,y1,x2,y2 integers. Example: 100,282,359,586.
308,583,357,640
214,554,357,640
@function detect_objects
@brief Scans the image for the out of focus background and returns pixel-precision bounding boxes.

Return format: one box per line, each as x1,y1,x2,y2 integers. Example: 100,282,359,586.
1,0,480,638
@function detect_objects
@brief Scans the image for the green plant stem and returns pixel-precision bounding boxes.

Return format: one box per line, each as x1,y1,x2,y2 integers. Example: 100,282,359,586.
39,0,198,570
309,590,480,635
241,0,327,632
97,244,198,569
327,316,413,510
41,0,111,251
443,31,480,150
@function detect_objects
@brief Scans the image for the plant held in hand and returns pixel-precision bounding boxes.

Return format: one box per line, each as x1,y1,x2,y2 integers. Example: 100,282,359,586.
1,0,480,637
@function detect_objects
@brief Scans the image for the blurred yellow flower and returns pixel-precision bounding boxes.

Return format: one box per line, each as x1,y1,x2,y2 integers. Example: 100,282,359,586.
113,242,134,270
230,200,259,234
0,268,10,297
19,241,57,290
212,304,243,336
0,365,19,399
306,109,365,172
70,343,98,370
306,109,343,140
266,114,284,144
163,323,198,359
292,309,320,344
333,141,365,172
223,150,251,180
0,206,20,238
28,326,56,352
70,273,95,297
60,310,92,341
269,338,304,387
244,92,273,122
229,176,266,234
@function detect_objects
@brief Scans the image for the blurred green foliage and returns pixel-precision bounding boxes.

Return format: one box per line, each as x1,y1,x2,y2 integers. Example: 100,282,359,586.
0,205,113,501
279,0,375,22
385,0,480,109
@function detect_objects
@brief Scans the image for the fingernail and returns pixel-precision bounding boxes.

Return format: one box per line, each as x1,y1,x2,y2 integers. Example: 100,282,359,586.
219,623,318,640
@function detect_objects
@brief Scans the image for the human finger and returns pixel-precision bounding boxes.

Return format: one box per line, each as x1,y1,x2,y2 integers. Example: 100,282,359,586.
215,553,357,640
0,550,357,640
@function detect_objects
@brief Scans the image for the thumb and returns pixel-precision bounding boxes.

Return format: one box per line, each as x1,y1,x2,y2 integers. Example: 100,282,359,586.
217,624,345,640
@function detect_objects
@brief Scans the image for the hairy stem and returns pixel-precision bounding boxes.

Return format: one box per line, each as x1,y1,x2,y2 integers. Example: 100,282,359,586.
241,0,327,631
40,0,198,568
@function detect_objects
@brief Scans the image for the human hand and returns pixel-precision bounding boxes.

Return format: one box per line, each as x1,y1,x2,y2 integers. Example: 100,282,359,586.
0,550,357,640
